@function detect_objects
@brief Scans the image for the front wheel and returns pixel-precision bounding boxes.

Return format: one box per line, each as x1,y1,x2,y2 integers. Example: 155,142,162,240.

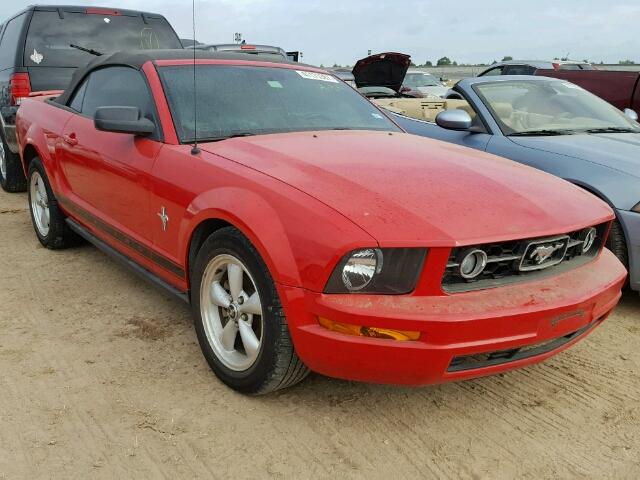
191,227,309,394
606,220,629,286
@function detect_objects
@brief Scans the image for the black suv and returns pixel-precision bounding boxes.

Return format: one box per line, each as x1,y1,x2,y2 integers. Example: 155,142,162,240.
0,5,182,192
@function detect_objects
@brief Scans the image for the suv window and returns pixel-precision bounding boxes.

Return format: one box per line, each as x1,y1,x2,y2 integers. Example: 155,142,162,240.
0,13,27,69
24,11,181,68
79,67,158,134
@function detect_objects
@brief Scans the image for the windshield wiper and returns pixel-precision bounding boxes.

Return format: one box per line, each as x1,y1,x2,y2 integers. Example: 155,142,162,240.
509,129,576,137
201,133,256,142
583,127,639,134
70,44,103,56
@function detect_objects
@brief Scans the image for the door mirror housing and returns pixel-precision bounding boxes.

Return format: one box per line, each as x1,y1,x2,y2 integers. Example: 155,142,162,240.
435,109,473,131
624,108,638,122
94,106,155,136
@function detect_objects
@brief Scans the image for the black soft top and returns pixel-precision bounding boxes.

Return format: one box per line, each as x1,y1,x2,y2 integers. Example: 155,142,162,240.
55,49,304,105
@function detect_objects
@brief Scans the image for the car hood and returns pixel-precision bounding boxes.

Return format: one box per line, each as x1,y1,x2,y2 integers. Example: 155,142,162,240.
352,52,411,92
203,131,613,246
509,133,640,179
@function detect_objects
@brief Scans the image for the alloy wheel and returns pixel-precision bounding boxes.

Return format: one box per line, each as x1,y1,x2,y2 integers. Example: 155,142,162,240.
200,254,264,371
30,171,50,237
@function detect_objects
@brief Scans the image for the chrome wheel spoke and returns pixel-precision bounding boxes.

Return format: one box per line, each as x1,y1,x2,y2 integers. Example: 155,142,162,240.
40,208,48,229
36,179,47,199
210,281,231,308
240,291,262,316
221,320,239,351
227,263,243,302
200,254,263,372
238,319,260,358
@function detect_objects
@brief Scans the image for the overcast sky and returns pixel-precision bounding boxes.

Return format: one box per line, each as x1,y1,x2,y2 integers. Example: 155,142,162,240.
2,0,639,66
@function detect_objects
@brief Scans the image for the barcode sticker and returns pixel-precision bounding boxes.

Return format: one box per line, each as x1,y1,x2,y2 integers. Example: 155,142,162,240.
296,70,339,83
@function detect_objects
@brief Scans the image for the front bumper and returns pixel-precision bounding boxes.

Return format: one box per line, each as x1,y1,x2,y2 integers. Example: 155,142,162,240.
618,209,640,292
281,249,626,386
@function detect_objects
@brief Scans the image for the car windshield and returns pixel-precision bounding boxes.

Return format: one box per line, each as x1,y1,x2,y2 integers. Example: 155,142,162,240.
474,80,640,136
404,73,441,88
24,11,181,68
159,65,400,142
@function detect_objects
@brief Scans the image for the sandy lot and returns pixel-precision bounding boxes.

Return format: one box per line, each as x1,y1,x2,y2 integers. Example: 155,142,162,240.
0,188,639,479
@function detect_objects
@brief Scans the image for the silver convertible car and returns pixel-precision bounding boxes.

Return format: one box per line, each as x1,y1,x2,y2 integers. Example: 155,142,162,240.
391,76,640,292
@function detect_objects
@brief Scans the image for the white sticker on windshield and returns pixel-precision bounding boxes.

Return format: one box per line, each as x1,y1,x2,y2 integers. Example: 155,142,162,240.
372,113,384,119
104,18,111,23
268,80,283,88
296,70,338,83
30,49,43,64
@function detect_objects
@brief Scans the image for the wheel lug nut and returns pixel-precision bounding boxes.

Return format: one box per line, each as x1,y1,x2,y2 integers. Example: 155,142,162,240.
241,313,248,321
238,297,244,305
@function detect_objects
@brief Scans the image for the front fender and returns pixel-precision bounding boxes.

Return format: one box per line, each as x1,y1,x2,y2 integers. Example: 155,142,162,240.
178,184,376,292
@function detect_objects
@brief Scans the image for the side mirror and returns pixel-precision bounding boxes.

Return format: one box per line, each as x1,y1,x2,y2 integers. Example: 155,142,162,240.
624,108,638,122
94,106,155,136
435,109,473,131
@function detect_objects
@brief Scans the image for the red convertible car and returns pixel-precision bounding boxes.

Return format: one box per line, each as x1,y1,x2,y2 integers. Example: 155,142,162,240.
16,50,626,394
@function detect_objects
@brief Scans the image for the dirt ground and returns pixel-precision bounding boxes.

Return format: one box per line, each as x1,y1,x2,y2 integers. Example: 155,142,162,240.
0,188,639,480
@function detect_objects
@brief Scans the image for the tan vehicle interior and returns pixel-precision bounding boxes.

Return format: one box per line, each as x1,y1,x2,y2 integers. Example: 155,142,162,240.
372,98,477,123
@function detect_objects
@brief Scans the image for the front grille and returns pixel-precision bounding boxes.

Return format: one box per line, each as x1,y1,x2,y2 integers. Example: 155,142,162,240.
447,320,599,372
442,223,608,293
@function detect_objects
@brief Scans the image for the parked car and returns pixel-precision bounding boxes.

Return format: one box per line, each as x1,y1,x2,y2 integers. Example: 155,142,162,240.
403,70,449,97
192,43,289,61
478,60,594,77
352,52,423,98
391,75,640,293
0,5,182,193
533,69,640,113
17,51,625,393
331,68,356,87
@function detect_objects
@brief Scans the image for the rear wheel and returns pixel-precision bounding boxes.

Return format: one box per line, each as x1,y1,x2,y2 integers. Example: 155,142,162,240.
191,227,309,394
27,157,80,249
0,131,27,192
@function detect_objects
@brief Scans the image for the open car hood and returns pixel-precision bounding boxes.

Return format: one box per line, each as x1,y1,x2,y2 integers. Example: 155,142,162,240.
352,52,411,92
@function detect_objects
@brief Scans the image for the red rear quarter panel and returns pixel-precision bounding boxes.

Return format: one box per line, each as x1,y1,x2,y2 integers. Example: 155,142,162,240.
16,97,72,183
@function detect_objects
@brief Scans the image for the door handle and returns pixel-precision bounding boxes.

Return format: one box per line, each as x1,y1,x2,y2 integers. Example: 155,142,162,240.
63,133,78,146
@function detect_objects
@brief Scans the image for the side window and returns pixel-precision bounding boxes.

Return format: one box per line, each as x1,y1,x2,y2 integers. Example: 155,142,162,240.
68,79,88,112
0,13,27,70
81,67,156,122
480,66,503,77
79,66,159,138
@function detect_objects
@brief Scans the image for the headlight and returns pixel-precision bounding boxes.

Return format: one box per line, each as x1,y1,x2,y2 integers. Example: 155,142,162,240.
325,248,427,294
632,202,640,214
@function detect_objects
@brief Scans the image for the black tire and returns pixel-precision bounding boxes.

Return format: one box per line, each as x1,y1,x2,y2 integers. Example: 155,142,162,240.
607,220,630,286
191,227,309,394
0,130,27,192
27,157,80,249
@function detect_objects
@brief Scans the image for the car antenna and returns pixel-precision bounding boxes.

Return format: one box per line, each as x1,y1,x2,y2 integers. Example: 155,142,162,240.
190,0,200,155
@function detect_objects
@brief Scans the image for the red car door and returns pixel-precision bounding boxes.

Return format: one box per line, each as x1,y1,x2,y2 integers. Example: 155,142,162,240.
56,67,163,246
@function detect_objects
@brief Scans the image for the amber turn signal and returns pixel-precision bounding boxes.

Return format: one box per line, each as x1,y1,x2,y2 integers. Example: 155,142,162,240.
318,317,421,341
